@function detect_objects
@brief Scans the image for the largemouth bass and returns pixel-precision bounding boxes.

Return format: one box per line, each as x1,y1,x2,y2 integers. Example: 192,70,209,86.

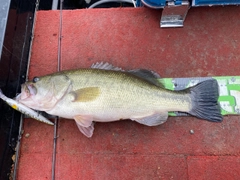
16,62,222,137
0,89,54,125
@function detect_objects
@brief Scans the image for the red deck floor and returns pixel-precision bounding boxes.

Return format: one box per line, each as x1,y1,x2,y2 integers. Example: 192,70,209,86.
17,7,240,179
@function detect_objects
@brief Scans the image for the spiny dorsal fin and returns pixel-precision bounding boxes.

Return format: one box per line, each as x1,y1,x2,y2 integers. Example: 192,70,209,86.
91,62,162,86
91,62,123,71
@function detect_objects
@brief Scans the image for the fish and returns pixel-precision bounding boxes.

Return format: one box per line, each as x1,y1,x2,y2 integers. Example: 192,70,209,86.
0,88,54,125
16,62,222,137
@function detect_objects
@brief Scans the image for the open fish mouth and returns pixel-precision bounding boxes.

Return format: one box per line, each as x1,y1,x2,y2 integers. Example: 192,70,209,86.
18,83,37,100
26,83,37,95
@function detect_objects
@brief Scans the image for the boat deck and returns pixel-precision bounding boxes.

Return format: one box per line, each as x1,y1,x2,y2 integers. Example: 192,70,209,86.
17,7,240,179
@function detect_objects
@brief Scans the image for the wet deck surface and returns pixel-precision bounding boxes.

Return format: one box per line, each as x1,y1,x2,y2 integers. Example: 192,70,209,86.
17,7,240,179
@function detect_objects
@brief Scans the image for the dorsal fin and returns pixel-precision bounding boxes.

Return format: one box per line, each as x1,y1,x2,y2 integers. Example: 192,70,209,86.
91,62,162,86
128,69,162,87
91,62,123,71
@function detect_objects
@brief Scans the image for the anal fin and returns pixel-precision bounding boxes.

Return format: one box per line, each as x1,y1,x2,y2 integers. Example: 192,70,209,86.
132,112,168,126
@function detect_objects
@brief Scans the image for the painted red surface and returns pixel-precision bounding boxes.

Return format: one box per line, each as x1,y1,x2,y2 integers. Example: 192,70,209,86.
18,7,240,179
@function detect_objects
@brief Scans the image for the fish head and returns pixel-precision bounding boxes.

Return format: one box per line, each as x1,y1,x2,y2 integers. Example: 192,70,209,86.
17,74,72,111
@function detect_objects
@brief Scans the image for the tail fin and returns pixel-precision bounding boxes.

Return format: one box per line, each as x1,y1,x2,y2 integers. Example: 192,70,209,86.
188,79,223,122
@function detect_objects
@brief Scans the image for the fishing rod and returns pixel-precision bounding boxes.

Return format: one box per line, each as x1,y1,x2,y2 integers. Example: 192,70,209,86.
52,0,64,179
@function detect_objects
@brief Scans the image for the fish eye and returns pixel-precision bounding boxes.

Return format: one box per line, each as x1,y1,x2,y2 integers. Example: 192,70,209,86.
33,77,40,83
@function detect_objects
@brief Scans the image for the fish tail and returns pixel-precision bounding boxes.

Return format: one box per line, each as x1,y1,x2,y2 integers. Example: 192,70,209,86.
188,79,223,122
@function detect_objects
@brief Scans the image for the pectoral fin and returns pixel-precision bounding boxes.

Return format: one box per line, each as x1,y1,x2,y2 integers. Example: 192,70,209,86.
132,112,168,126
70,87,100,102
74,115,94,137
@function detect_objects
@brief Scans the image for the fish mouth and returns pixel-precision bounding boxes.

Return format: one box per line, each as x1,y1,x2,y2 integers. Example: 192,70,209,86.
18,83,37,100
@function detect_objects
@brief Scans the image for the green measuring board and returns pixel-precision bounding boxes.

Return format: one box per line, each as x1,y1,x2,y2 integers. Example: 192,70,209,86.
160,76,240,116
